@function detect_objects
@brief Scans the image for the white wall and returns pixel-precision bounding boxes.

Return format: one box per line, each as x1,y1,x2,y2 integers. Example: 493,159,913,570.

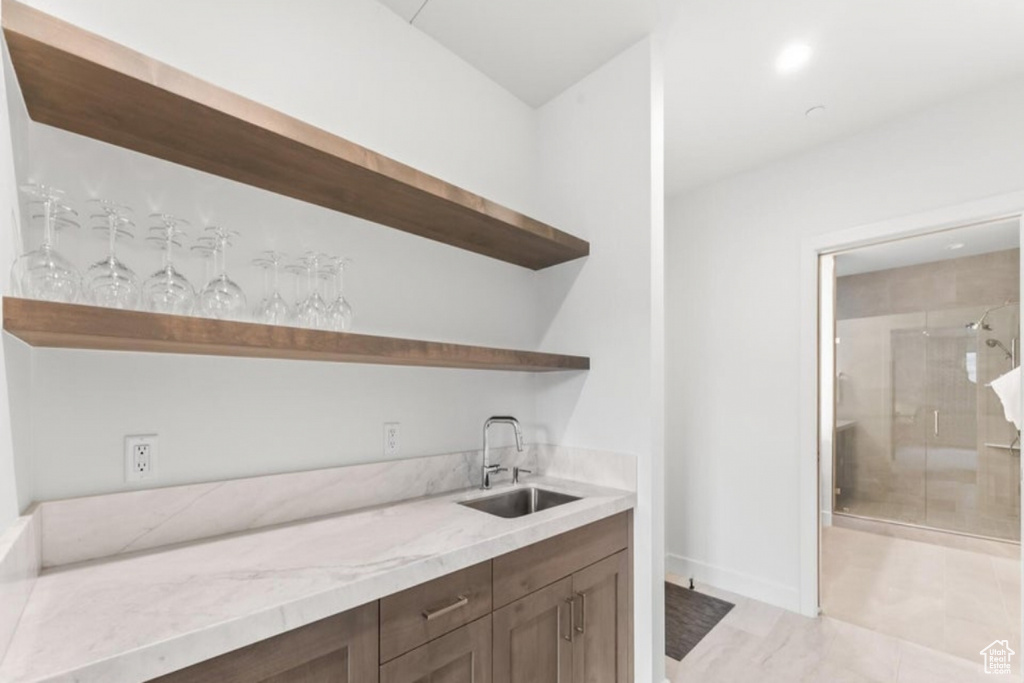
665,76,1024,610
0,40,25,528
4,0,547,501
534,38,665,683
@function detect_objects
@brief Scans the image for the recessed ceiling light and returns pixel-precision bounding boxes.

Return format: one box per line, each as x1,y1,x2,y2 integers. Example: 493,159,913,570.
945,242,965,250
805,105,826,118
776,43,812,74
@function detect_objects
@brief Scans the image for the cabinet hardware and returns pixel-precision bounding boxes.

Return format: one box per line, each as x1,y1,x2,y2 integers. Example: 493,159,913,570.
933,410,939,437
422,595,469,621
563,597,575,642
574,592,587,634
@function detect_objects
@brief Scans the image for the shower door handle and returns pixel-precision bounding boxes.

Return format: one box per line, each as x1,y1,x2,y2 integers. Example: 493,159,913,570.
933,410,939,437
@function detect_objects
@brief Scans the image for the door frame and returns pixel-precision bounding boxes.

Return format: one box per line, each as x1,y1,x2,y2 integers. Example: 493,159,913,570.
798,189,1024,618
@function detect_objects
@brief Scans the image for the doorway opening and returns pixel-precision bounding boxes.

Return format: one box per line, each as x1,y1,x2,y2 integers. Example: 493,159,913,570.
818,217,1022,664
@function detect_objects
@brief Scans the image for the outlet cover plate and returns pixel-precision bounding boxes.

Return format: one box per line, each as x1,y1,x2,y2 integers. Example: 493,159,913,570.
125,434,158,482
383,422,400,456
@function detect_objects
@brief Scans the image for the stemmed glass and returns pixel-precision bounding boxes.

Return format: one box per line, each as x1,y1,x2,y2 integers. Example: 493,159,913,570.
326,256,353,332
196,226,246,320
84,199,139,309
143,213,195,315
252,251,291,325
11,183,81,303
293,252,329,329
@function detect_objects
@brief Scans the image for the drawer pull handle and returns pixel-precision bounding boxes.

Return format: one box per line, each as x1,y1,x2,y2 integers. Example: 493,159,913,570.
575,592,586,634
422,595,469,621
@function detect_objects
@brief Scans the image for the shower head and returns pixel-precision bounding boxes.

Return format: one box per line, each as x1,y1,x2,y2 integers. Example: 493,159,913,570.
987,338,1014,361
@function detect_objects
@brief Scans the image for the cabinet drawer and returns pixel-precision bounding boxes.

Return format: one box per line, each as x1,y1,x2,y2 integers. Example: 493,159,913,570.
492,512,628,609
380,616,491,683
380,560,492,663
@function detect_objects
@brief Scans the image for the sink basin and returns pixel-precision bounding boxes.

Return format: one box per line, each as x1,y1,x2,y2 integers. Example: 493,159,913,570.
459,486,581,518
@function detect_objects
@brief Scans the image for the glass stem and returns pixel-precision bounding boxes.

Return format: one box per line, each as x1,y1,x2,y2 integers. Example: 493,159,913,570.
43,198,54,248
218,238,227,279
108,216,117,259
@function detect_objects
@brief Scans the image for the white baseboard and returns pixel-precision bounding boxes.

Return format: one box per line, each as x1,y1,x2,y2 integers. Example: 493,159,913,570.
666,552,801,613
821,510,832,527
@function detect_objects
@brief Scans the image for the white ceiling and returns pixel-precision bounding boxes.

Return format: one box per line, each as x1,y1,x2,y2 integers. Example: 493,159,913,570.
835,218,1020,277
378,0,656,107
666,0,1024,194
380,0,1024,196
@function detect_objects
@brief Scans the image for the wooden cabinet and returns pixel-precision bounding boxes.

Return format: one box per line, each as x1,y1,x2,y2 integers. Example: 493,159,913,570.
150,602,379,683
493,551,630,683
380,616,492,683
492,577,574,683
571,551,630,683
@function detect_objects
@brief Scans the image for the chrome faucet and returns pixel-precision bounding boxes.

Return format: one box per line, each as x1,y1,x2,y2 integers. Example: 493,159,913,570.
482,416,524,489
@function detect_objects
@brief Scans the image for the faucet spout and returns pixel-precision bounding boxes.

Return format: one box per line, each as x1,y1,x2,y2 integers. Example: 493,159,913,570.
482,416,524,490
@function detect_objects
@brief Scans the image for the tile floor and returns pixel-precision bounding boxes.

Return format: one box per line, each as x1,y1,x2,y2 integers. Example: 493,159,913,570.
665,574,1016,682
821,524,1020,664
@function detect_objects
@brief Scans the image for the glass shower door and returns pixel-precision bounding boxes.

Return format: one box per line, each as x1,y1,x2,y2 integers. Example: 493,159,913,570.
922,308,980,536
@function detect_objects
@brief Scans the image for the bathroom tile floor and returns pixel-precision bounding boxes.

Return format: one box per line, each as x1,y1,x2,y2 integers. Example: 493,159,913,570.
665,573,1015,682
821,524,1020,665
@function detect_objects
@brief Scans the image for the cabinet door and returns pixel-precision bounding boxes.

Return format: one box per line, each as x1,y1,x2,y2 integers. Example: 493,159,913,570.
380,616,491,683
571,551,629,683
150,602,378,683
492,576,573,683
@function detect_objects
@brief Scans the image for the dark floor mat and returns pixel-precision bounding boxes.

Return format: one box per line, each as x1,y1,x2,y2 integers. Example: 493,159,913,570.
665,582,735,660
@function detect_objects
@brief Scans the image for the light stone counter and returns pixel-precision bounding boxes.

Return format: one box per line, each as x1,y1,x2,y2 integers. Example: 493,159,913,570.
0,476,634,683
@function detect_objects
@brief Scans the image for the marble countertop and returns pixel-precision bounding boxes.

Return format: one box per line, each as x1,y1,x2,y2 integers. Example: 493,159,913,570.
0,476,634,683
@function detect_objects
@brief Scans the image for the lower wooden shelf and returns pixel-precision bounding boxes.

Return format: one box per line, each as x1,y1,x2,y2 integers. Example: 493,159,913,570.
1,298,589,372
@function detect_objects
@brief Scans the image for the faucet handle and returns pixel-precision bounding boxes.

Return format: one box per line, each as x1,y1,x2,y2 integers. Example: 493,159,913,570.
512,467,533,485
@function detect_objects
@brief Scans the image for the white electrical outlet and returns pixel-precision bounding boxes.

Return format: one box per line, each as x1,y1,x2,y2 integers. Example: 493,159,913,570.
125,434,158,482
383,422,400,456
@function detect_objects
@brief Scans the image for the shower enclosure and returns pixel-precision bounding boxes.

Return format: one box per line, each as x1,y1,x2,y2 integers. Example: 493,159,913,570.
833,250,1021,541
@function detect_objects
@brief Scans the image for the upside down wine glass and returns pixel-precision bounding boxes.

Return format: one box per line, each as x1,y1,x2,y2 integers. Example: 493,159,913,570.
197,226,247,320
252,251,291,325
12,183,81,303
326,256,353,332
84,199,139,309
143,214,195,315
294,252,329,330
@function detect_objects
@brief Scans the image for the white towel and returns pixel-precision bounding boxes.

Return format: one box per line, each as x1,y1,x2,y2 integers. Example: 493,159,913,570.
989,366,1022,430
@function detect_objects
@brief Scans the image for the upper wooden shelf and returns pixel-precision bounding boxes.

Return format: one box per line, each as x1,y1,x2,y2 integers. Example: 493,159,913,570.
1,1,589,270
2,298,590,372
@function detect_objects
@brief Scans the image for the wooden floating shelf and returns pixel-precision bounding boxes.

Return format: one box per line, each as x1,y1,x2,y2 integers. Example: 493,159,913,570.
1,0,589,270
2,298,590,372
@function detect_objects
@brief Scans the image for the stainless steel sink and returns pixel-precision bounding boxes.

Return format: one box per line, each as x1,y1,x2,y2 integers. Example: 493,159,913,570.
459,486,581,518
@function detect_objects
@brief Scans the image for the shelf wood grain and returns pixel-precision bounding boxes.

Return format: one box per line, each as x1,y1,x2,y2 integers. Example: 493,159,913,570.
2,298,589,372
1,0,589,270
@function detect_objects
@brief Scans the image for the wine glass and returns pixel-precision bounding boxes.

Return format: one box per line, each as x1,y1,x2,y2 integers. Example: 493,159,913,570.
11,183,81,303
293,252,329,329
84,199,139,309
252,251,290,325
326,256,353,332
196,226,246,320
143,213,195,315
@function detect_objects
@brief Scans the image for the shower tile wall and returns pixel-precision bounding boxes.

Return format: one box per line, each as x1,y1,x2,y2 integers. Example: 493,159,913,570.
835,248,1020,541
